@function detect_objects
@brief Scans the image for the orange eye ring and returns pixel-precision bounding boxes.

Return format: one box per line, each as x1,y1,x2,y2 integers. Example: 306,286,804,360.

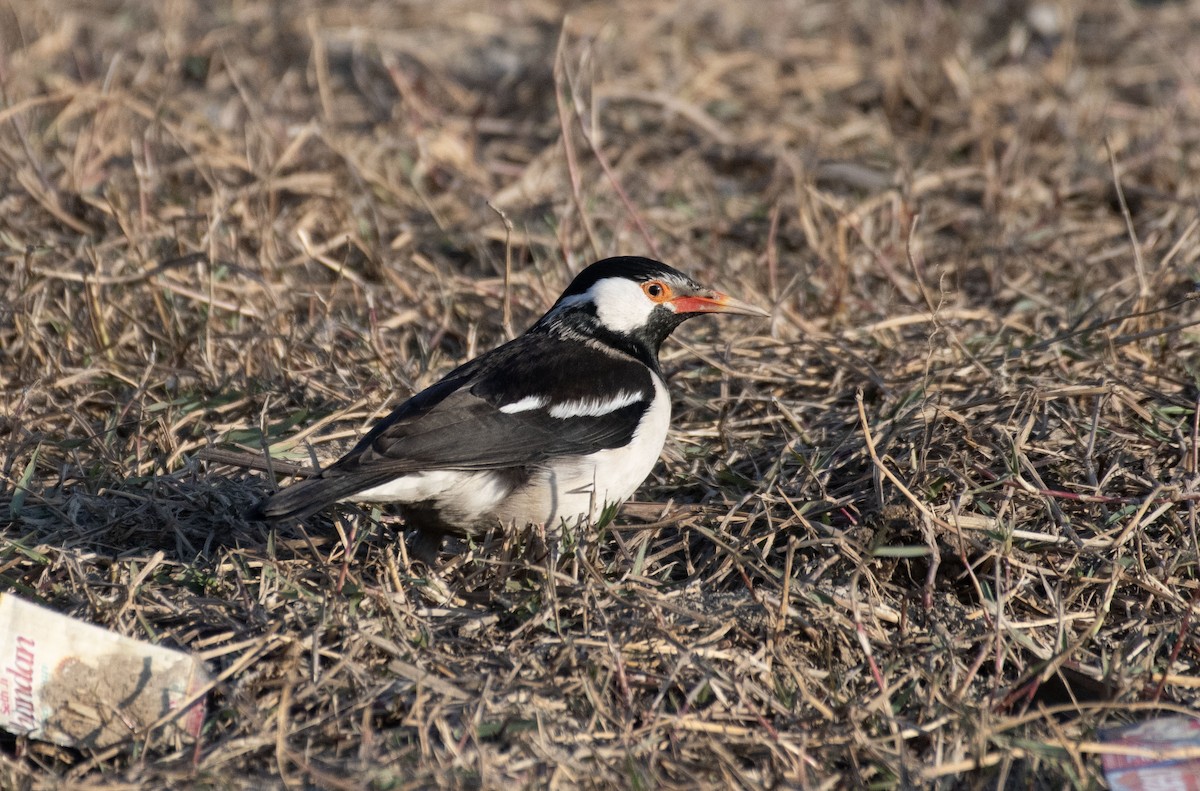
642,280,672,302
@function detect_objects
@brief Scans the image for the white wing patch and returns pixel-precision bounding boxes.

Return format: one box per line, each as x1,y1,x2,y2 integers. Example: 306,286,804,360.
548,390,645,419
499,395,548,414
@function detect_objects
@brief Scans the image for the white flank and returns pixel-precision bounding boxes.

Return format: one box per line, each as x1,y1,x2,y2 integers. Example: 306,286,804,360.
548,390,644,419
351,469,512,519
499,395,548,414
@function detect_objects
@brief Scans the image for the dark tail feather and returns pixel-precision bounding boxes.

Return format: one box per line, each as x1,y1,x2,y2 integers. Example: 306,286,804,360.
251,475,379,521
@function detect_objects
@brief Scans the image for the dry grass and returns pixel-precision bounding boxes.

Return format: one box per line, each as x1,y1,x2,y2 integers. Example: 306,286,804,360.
2,0,1200,787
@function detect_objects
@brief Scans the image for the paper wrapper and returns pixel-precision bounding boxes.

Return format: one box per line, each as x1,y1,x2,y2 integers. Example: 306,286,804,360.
1101,716,1200,791
0,593,209,749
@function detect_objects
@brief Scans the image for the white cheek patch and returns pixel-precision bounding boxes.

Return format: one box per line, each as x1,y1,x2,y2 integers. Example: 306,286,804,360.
588,278,657,334
547,390,645,419
500,395,548,414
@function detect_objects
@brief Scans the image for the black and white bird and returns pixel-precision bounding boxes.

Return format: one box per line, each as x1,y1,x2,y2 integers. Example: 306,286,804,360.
256,256,767,554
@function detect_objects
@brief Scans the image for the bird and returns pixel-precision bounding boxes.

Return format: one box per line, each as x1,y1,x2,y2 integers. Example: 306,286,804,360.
255,256,768,558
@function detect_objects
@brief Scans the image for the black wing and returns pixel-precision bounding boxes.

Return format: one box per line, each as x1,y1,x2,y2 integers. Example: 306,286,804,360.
257,334,656,520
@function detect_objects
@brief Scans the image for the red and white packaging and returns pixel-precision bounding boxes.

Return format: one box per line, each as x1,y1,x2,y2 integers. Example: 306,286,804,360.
1101,716,1200,791
0,594,209,749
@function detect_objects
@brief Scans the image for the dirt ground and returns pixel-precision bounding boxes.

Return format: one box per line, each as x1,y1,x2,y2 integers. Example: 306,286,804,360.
2,0,1200,787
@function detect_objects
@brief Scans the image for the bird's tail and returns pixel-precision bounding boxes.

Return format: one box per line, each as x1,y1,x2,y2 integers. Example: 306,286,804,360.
251,475,378,522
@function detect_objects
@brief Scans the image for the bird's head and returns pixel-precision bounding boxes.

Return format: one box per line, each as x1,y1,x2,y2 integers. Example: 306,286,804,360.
535,256,769,369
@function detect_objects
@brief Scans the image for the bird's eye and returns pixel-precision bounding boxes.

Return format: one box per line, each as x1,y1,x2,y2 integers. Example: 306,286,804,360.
642,280,671,302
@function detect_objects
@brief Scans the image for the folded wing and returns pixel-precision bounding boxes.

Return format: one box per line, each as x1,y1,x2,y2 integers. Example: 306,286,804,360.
256,335,656,520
